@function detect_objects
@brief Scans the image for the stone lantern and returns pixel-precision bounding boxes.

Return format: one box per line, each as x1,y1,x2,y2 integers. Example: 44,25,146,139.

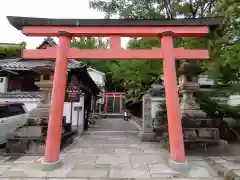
6,65,74,155
28,65,54,123
149,77,164,97
176,62,227,150
177,62,209,127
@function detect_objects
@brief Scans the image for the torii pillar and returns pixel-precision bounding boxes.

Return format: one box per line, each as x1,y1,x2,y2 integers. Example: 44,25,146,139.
42,32,71,170
162,32,185,165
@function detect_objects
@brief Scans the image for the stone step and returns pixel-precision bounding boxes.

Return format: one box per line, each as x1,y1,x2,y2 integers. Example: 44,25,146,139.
205,156,240,178
100,113,124,119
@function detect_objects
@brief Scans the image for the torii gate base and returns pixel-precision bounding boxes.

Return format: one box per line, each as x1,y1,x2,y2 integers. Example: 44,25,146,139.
6,16,222,171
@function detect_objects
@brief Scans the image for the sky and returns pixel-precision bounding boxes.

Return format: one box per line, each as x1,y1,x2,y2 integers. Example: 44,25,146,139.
0,0,116,49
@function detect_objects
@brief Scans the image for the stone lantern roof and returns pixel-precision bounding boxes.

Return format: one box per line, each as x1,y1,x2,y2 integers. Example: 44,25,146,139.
177,62,204,77
149,77,164,97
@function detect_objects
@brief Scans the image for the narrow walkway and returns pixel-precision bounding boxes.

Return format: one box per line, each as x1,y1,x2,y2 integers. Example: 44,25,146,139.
89,117,138,131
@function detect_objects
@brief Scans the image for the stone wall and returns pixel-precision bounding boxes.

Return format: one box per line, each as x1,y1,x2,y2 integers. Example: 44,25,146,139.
140,94,165,142
130,115,142,129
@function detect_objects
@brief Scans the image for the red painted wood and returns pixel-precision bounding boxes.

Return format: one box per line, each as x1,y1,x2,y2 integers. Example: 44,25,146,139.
162,35,185,162
23,48,209,60
119,94,123,113
110,36,121,49
44,35,71,162
102,92,125,113
23,26,209,37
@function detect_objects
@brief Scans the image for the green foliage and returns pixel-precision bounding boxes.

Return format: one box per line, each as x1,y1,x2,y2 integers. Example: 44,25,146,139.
114,38,163,97
195,91,240,119
90,0,217,19
0,42,26,57
70,37,123,91
70,36,164,94
89,0,240,99
127,38,161,49
71,37,108,49
202,0,240,84
89,0,219,98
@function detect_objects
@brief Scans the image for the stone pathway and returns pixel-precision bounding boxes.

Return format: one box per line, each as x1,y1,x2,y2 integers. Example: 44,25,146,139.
0,118,238,179
0,130,223,180
90,117,138,131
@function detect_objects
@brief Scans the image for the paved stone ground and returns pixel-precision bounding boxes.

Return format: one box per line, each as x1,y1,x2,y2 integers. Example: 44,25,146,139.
0,118,237,179
206,156,240,177
0,131,223,180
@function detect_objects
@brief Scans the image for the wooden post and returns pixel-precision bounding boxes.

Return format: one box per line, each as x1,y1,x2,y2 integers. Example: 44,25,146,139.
161,33,185,163
104,93,108,113
120,94,123,113
44,32,71,164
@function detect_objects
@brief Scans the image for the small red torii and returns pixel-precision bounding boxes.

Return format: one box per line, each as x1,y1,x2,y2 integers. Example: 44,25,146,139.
7,16,222,170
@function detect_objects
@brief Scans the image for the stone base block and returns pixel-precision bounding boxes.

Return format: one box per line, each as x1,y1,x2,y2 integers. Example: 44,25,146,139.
41,159,62,171
168,158,189,172
225,169,240,180
140,132,156,142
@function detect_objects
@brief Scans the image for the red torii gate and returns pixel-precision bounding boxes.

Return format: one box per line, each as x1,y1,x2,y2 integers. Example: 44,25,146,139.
103,92,124,113
7,16,222,169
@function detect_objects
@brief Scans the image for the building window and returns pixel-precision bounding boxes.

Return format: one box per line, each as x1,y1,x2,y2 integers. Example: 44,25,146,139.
0,78,3,83
43,74,50,80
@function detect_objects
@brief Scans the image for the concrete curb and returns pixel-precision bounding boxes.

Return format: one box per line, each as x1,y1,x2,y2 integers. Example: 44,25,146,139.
205,157,240,179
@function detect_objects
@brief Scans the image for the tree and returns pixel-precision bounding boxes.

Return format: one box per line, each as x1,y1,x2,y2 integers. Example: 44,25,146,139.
205,0,240,85
89,0,240,97
0,42,26,57
89,0,219,97
70,37,123,91
90,0,217,19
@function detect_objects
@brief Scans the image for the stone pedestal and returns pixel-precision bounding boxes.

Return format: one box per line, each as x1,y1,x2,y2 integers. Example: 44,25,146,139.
140,93,155,141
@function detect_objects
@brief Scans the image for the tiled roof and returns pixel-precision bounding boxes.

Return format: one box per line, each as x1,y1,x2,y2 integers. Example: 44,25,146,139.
37,37,57,49
1,61,33,70
0,92,42,99
0,58,22,66
1,59,84,71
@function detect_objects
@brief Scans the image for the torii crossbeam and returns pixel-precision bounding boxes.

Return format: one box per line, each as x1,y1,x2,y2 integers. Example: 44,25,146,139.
7,16,222,170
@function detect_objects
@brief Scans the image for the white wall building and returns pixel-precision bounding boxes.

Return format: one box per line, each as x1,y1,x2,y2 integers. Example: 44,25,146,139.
87,67,106,89
0,93,85,134
87,67,106,110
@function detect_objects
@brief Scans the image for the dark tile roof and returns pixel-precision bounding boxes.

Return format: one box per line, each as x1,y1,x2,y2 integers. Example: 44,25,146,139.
7,16,224,30
37,37,57,49
0,92,41,99
1,59,84,71
0,59,100,95
69,66,101,95
0,58,22,66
